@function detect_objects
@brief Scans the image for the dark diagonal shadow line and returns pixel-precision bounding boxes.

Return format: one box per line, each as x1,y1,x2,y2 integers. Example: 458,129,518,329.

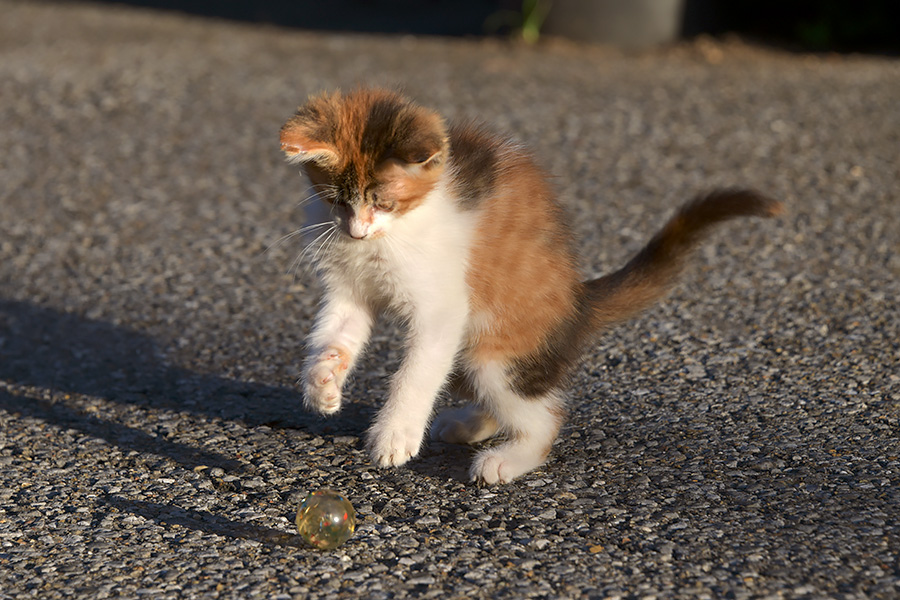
0,299,319,473
101,495,309,548
0,387,244,471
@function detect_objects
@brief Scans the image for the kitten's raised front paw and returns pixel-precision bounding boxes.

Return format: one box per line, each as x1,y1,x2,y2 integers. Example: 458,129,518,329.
366,419,425,468
303,347,350,415
430,405,500,445
470,444,549,485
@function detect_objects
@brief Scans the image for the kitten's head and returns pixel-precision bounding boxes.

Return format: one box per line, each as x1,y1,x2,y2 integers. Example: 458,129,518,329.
280,88,448,240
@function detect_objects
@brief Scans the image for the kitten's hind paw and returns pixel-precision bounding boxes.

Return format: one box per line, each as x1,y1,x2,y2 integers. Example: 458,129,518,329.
430,405,500,445
303,347,350,415
470,444,549,485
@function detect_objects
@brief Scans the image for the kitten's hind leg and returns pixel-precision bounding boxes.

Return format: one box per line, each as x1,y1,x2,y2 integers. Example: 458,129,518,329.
470,395,564,485
469,364,566,484
431,405,500,445
430,372,500,444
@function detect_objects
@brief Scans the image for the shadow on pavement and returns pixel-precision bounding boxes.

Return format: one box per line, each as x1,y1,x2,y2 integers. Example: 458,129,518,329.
101,495,308,548
0,388,245,471
0,299,365,471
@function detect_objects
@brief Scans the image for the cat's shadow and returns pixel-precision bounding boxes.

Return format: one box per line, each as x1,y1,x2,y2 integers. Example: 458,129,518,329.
0,299,521,485
408,441,475,482
99,494,309,548
0,299,370,472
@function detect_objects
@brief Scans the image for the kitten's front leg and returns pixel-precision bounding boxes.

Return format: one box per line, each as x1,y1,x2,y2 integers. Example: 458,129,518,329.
304,298,373,415
366,309,467,467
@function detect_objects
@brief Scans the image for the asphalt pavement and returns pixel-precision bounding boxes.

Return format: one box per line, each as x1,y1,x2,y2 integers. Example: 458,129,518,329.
1,2,898,598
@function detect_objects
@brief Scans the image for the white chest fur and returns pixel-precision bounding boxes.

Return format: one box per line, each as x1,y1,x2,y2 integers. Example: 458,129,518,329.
321,184,475,321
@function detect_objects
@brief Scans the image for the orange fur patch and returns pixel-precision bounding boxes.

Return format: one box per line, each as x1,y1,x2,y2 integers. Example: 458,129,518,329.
374,159,442,216
465,153,580,365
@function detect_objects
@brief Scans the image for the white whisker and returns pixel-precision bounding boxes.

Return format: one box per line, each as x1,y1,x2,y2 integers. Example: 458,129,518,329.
264,221,332,257
293,183,339,211
288,224,338,282
311,228,339,270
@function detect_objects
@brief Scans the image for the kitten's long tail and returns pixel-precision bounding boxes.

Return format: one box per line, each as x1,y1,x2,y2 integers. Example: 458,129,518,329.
583,188,783,332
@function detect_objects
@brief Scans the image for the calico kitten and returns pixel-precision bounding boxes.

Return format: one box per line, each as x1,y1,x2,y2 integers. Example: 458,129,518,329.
279,87,782,484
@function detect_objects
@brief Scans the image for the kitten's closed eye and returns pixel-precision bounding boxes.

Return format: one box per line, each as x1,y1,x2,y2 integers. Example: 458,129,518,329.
372,193,395,212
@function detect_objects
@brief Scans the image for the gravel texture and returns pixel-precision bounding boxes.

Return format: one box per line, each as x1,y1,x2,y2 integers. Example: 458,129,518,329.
1,2,899,598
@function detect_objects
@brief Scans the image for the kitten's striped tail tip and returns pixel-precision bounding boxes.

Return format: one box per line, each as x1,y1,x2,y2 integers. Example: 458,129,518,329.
694,188,785,221
740,188,785,218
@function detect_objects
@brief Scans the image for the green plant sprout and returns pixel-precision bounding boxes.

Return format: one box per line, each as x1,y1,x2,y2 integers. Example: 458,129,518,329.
485,0,554,44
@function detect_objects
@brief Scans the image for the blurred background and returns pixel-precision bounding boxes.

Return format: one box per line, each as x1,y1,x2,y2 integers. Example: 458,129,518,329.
86,0,900,52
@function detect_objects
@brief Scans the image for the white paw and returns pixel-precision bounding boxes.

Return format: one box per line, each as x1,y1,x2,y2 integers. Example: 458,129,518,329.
303,347,350,415
430,406,499,445
366,419,426,468
470,445,548,485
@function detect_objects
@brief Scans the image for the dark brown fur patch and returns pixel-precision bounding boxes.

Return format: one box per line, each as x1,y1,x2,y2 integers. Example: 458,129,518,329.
507,292,593,397
448,123,504,209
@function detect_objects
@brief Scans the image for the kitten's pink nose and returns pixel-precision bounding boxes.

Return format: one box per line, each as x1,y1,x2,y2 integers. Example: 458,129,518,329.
348,221,369,239
348,210,375,240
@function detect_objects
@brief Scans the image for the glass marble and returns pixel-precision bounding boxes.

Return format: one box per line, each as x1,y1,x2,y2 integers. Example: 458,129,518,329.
296,488,356,550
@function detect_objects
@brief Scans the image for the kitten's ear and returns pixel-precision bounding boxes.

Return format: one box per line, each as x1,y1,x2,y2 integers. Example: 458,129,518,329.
280,123,338,167
393,148,445,176
280,92,341,166
377,146,446,193
383,102,448,171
